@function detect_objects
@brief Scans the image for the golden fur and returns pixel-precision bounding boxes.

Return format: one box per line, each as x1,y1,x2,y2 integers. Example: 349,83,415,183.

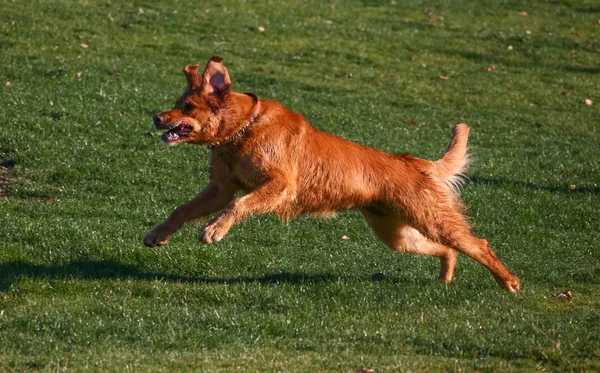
144,56,520,293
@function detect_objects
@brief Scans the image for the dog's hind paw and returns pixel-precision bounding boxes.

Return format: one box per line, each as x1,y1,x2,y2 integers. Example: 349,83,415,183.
495,273,520,294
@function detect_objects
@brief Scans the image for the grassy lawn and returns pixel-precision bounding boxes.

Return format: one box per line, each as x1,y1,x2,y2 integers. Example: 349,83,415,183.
1,0,599,371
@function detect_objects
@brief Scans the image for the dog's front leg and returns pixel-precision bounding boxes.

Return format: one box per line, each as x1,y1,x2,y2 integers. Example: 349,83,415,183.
200,177,291,244
144,182,237,247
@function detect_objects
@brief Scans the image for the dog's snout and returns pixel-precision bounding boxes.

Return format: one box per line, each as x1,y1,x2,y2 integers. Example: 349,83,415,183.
153,114,163,126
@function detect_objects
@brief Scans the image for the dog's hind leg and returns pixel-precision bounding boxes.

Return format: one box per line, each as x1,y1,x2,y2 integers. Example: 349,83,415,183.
362,210,458,283
401,201,520,294
440,225,520,294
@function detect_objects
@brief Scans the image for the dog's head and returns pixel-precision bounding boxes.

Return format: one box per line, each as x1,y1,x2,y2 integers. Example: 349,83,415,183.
153,56,232,146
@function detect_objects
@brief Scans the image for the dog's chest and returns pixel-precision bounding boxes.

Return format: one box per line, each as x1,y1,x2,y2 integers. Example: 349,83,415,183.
230,156,266,192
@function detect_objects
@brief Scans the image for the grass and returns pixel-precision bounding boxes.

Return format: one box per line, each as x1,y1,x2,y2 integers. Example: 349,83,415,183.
1,0,599,371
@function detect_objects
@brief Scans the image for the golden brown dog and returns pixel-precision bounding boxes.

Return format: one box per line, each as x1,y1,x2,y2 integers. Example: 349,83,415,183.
144,56,520,293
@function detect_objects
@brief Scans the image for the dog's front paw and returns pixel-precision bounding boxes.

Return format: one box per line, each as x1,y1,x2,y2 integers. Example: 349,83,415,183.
143,225,173,247
199,219,232,244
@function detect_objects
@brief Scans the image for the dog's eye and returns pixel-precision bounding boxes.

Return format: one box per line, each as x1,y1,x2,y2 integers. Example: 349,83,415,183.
184,103,195,112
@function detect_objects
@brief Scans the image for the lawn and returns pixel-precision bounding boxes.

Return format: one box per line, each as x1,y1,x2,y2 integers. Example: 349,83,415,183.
1,0,599,371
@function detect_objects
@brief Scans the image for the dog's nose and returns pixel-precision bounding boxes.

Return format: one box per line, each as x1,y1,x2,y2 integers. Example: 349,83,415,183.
153,114,163,126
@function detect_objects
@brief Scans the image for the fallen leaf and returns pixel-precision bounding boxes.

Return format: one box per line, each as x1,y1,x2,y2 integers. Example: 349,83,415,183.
80,43,88,49
518,11,528,16
486,65,496,72
507,45,513,50
138,7,144,14
96,121,102,125
77,55,83,59
585,99,593,106
529,103,535,107
390,0,396,5
145,131,154,136
404,119,417,125
341,235,350,240
204,9,210,14
258,26,265,32
76,72,82,78
323,19,333,25
357,368,375,373
438,75,449,81
120,111,126,116
553,290,573,301
570,49,577,58
525,30,532,35
257,67,265,72
569,184,576,190
109,196,116,201
5,81,12,87
292,56,301,60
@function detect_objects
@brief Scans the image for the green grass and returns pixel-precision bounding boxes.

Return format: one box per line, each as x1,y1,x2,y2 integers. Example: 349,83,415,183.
1,0,599,371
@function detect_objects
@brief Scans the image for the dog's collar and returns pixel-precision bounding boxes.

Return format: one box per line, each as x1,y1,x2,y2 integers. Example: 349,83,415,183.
206,93,261,150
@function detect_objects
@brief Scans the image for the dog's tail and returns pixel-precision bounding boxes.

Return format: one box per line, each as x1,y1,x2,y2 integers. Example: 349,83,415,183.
423,124,470,194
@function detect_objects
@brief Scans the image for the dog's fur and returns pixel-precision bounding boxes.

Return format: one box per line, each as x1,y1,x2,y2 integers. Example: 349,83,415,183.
144,56,520,293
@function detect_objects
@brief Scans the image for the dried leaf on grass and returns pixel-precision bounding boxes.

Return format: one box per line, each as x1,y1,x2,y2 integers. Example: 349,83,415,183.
553,290,573,301
357,368,375,373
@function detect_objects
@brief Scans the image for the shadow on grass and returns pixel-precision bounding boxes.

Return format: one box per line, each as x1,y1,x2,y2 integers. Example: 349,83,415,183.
471,176,600,195
0,259,337,292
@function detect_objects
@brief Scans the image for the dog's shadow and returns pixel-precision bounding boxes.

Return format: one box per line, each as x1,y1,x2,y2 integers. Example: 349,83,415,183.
0,259,337,292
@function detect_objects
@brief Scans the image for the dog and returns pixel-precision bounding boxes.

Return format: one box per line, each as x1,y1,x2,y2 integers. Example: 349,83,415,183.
144,56,520,294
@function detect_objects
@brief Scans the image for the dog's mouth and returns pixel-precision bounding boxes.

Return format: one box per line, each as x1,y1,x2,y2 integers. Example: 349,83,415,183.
161,120,194,145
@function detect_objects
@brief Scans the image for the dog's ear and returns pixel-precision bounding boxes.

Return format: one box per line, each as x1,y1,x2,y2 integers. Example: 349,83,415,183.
201,56,231,96
183,64,202,89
